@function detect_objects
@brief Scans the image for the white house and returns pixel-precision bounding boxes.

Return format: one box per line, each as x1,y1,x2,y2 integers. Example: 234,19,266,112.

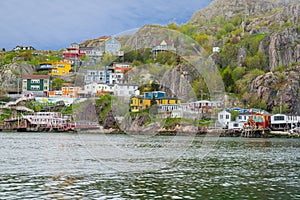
235,113,252,123
13,45,35,52
109,73,124,85
218,110,231,128
213,47,220,53
80,47,103,59
114,84,138,98
84,69,110,84
228,121,245,131
84,83,114,96
270,114,300,131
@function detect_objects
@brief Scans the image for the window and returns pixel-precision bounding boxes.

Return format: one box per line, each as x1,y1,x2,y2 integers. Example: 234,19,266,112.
30,85,40,90
274,116,285,121
226,115,229,119
31,79,40,84
220,115,223,119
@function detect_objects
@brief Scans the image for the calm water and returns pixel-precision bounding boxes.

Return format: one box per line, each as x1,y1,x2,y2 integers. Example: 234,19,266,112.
0,132,300,199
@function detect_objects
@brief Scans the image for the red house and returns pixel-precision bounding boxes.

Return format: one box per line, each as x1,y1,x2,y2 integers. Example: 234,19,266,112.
63,43,85,59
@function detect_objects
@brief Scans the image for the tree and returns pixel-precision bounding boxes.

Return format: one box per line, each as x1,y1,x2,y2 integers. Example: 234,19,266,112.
231,110,239,121
224,23,235,33
101,53,116,66
232,67,245,82
196,33,209,46
222,66,235,92
52,78,64,90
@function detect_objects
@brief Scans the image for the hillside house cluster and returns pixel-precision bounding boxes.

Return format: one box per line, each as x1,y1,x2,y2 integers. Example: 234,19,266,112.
216,108,300,132
22,61,135,99
129,91,225,119
63,37,124,65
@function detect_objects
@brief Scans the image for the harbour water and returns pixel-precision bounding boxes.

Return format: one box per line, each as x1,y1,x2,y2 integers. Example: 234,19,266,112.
0,132,300,199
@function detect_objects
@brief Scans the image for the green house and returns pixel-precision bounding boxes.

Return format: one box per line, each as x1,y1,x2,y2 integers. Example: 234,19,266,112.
22,75,51,96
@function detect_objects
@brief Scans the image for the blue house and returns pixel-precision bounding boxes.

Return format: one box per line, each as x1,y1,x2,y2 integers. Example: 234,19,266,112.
105,38,121,53
84,67,114,84
144,91,166,99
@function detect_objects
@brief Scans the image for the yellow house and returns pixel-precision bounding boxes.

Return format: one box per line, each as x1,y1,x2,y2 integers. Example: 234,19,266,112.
142,99,151,110
39,61,72,76
130,94,181,112
130,96,143,112
156,97,181,105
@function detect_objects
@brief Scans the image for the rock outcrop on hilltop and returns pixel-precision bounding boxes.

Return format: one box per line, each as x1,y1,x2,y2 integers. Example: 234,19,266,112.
189,0,298,24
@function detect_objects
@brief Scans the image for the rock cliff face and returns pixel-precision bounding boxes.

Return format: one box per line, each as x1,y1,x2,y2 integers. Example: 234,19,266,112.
0,63,35,91
250,65,300,114
189,0,297,24
190,0,300,71
268,27,300,71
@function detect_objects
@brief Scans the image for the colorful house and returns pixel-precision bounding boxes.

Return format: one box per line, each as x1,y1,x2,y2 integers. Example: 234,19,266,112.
39,61,71,76
113,63,132,73
84,68,114,84
130,91,181,112
48,90,63,98
63,43,85,60
22,75,51,97
144,91,166,99
105,38,121,53
104,38,124,56
61,84,82,98
130,96,144,112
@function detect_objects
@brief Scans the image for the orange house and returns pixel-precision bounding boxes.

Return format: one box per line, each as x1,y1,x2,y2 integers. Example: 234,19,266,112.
113,63,132,73
61,84,82,98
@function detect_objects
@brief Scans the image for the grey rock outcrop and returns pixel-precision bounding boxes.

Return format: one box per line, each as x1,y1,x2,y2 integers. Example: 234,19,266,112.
0,62,35,90
250,65,300,114
189,0,298,24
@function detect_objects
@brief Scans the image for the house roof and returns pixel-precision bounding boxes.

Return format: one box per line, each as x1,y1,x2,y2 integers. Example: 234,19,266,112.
155,40,174,46
99,36,111,40
23,75,50,79
156,97,179,100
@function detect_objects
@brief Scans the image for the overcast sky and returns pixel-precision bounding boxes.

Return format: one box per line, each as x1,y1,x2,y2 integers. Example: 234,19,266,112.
0,0,211,50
